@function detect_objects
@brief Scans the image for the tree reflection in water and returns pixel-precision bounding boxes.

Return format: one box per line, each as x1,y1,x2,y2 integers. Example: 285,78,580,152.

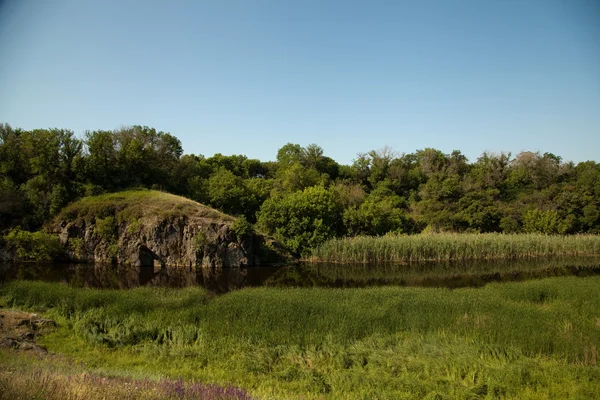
1,256,600,293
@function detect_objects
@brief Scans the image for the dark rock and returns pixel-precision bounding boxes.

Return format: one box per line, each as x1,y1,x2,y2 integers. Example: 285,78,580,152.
0,337,19,349
19,331,35,341
54,215,289,269
19,341,48,354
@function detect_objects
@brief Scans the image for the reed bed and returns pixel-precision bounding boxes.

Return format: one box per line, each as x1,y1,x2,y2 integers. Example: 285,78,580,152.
3,278,599,362
309,233,600,263
2,278,600,399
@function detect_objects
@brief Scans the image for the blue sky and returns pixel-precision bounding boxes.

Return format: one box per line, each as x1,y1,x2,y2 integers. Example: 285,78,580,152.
1,0,599,164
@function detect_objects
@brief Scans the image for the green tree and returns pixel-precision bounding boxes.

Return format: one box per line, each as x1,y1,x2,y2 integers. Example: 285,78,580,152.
343,184,409,236
273,162,323,195
257,186,343,255
85,129,119,190
207,168,259,220
86,126,182,191
522,209,561,234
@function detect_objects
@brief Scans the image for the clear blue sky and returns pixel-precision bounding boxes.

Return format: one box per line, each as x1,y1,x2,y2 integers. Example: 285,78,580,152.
1,0,599,164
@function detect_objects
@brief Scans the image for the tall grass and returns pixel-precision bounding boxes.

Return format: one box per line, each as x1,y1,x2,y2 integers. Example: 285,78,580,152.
2,277,600,398
0,356,253,400
3,278,599,361
310,233,600,263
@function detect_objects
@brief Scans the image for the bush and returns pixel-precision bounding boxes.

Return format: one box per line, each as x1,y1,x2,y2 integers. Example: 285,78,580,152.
69,237,85,259
343,192,408,236
257,186,343,255
231,216,253,240
3,227,63,261
195,231,207,250
96,216,117,241
523,209,560,234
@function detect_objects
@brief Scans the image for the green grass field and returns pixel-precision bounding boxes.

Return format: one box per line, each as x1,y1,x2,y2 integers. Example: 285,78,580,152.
1,276,599,399
310,233,600,263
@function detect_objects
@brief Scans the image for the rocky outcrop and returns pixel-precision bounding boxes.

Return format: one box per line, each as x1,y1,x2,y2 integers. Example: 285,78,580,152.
53,214,280,269
0,309,55,355
42,190,292,268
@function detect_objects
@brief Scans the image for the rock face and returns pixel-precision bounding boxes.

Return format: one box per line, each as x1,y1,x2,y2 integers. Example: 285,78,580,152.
54,215,268,268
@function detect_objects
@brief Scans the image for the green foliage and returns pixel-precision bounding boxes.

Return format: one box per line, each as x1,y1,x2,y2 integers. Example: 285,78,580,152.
582,204,600,230
255,238,292,264
499,216,521,233
310,233,600,263
21,175,52,227
126,219,143,235
68,237,85,259
85,126,183,192
194,231,207,250
231,217,253,240
3,122,600,243
207,167,258,220
522,209,562,234
3,227,63,261
95,216,117,241
273,162,323,194
106,242,120,261
0,178,25,230
343,185,409,236
49,184,68,216
257,186,343,255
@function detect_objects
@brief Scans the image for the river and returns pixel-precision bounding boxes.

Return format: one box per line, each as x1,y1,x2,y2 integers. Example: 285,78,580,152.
2,256,600,293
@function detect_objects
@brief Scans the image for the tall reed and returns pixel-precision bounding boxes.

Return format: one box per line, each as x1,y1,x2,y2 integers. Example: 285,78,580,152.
310,233,600,263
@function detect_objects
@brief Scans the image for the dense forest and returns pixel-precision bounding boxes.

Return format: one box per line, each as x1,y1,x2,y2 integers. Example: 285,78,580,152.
1,123,599,254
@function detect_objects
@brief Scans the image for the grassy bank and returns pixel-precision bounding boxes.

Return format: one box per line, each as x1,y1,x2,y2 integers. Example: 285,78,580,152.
2,277,600,399
56,189,233,225
309,233,600,263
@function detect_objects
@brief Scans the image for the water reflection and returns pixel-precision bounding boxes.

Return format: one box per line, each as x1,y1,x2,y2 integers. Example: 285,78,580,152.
1,256,600,293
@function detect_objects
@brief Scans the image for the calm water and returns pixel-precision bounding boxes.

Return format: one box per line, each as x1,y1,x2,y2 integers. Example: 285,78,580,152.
2,256,600,293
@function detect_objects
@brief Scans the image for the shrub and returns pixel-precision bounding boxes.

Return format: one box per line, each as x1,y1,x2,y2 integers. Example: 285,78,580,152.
3,227,63,261
96,216,117,241
231,217,253,240
257,186,343,255
523,209,560,234
69,237,85,259
195,231,207,250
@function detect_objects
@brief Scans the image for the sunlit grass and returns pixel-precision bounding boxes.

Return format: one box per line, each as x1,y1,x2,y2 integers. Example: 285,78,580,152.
56,189,233,225
2,277,600,399
310,233,600,263
0,351,253,400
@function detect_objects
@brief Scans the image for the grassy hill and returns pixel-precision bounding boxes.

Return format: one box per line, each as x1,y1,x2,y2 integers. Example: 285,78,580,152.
55,189,235,226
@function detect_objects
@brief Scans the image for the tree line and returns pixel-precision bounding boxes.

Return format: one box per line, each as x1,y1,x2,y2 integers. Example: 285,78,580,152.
1,123,599,254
